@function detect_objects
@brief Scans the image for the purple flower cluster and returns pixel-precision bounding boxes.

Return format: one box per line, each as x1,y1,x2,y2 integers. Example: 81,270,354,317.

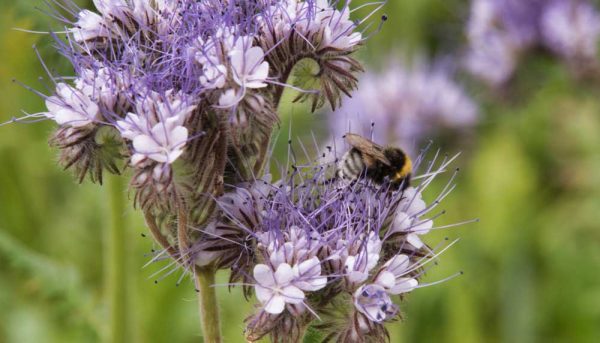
23,1,475,341
193,146,464,341
33,0,369,214
328,57,478,153
465,0,600,86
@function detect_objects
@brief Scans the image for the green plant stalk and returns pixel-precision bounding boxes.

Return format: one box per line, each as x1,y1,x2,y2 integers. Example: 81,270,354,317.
195,266,222,343
106,174,128,343
190,65,293,343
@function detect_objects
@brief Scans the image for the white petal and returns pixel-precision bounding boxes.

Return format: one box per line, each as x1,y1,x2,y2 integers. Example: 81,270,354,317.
407,198,426,216
253,264,276,287
384,254,410,276
218,89,238,107
407,233,424,249
345,255,356,270
389,278,418,295
412,219,433,235
130,153,146,166
366,253,380,271
348,270,368,284
274,263,294,285
307,276,327,291
150,123,170,146
363,304,386,323
281,285,304,304
264,295,286,314
390,211,411,234
245,47,265,69
133,135,160,155
245,62,269,88
375,271,396,289
170,126,188,146
229,49,245,75
254,285,273,303
166,148,184,164
295,257,321,278
269,248,286,268
53,109,83,126
44,96,63,116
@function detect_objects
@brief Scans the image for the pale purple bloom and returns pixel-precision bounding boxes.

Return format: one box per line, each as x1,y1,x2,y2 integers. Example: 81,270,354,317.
193,141,467,340
464,0,543,86
254,263,307,314
116,90,195,166
376,254,419,295
389,187,434,249
336,232,383,285
75,67,120,110
353,284,398,323
329,57,478,152
230,43,270,89
44,83,100,128
70,10,110,43
465,0,600,84
464,33,520,86
38,0,368,192
541,0,600,62
318,2,363,50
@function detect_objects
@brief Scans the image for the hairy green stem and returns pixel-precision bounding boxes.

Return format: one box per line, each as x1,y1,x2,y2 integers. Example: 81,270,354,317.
106,174,129,343
195,266,222,343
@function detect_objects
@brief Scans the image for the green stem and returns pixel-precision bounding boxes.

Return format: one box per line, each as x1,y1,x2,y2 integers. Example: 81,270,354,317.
195,266,222,343
106,174,128,343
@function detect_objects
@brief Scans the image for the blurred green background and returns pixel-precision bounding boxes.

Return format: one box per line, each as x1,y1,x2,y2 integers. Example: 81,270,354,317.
1,1,600,342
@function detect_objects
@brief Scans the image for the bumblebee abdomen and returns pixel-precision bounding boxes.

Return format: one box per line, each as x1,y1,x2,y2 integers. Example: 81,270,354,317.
338,148,366,181
337,145,412,190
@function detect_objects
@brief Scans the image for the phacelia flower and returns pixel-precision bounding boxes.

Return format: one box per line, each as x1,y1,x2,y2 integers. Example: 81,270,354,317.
31,0,372,218
45,83,100,128
329,56,478,153
540,0,600,64
190,138,468,342
257,0,376,111
464,0,543,87
465,0,600,85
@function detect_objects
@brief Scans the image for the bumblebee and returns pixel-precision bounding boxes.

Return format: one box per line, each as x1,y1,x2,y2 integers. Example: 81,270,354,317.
337,133,412,190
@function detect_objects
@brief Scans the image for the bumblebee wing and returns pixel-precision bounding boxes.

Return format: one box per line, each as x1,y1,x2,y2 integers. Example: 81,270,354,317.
344,133,391,166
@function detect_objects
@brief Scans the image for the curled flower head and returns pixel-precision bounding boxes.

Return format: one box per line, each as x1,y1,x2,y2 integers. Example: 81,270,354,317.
257,0,378,111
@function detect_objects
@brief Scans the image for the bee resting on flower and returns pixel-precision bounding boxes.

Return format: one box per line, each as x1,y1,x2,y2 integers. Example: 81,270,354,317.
17,0,477,342
191,143,468,342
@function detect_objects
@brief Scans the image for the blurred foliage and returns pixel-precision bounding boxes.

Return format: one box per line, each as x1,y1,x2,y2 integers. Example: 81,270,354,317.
1,1,600,342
